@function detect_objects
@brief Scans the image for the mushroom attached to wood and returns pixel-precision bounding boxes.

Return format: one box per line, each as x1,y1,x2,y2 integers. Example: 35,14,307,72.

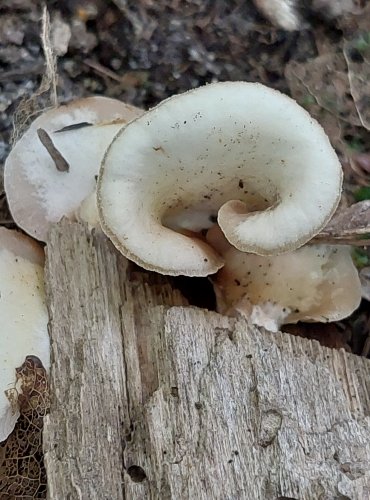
0,228,49,441
207,225,362,332
5,96,143,241
97,82,342,276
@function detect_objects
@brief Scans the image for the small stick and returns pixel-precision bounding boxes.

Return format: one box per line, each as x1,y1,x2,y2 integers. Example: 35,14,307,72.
37,128,70,172
310,236,370,247
83,59,123,83
54,122,92,133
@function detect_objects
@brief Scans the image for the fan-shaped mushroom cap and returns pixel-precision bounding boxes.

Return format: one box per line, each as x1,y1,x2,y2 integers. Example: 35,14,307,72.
98,82,342,277
207,226,361,332
5,96,143,241
0,228,48,441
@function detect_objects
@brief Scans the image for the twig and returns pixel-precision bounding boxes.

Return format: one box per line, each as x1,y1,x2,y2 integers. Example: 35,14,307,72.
310,236,370,247
41,5,58,108
0,63,45,82
37,128,69,172
83,58,147,88
83,58,123,83
11,5,59,144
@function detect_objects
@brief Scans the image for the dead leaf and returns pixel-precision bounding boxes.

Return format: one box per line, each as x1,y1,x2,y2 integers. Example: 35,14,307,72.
313,201,370,245
359,267,370,301
343,153,370,187
286,54,361,126
285,60,344,152
311,0,360,20
343,34,370,131
0,356,49,497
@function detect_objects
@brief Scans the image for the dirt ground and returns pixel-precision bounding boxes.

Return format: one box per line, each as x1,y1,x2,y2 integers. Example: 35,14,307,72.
0,1,370,495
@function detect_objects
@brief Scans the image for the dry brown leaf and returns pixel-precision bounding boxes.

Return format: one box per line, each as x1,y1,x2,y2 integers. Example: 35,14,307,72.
340,3,370,130
343,33,370,131
320,200,370,236
359,267,370,301
286,54,361,127
0,356,50,499
313,201,370,245
311,0,360,20
285,60,344,152
343,153,370,187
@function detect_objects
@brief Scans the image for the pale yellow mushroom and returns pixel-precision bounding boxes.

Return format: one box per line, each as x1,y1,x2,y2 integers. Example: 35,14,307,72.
98,82,342,276
207,225,361,332
5,96,143,241
0,228,48,441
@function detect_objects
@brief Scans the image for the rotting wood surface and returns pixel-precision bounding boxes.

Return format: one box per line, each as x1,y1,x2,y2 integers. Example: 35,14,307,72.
43,221,370,500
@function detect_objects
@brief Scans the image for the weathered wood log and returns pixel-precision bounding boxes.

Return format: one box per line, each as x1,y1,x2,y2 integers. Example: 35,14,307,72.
43,221,370,499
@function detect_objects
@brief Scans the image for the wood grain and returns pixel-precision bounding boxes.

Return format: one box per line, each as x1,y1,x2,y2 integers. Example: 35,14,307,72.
43,222,370,499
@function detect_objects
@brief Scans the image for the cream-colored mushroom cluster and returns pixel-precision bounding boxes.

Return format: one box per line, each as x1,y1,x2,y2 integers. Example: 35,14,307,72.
96,82,360,330
2,83,362,438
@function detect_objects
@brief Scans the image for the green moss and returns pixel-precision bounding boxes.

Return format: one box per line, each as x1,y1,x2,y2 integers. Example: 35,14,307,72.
347,137,366,152
301,94,316,107
353,32,370,53
354,186,370,202
352,247,370,268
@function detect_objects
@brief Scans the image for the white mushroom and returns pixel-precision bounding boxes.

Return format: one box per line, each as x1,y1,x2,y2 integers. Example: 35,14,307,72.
5,96,143,241
98,81,342,276
207,225,362,332
0,228,49,441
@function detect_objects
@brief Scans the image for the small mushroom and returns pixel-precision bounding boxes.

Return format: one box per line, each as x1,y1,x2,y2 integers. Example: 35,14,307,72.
5,96,143,241
0,228,49,441
97,82,342,276
207,225,362,332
